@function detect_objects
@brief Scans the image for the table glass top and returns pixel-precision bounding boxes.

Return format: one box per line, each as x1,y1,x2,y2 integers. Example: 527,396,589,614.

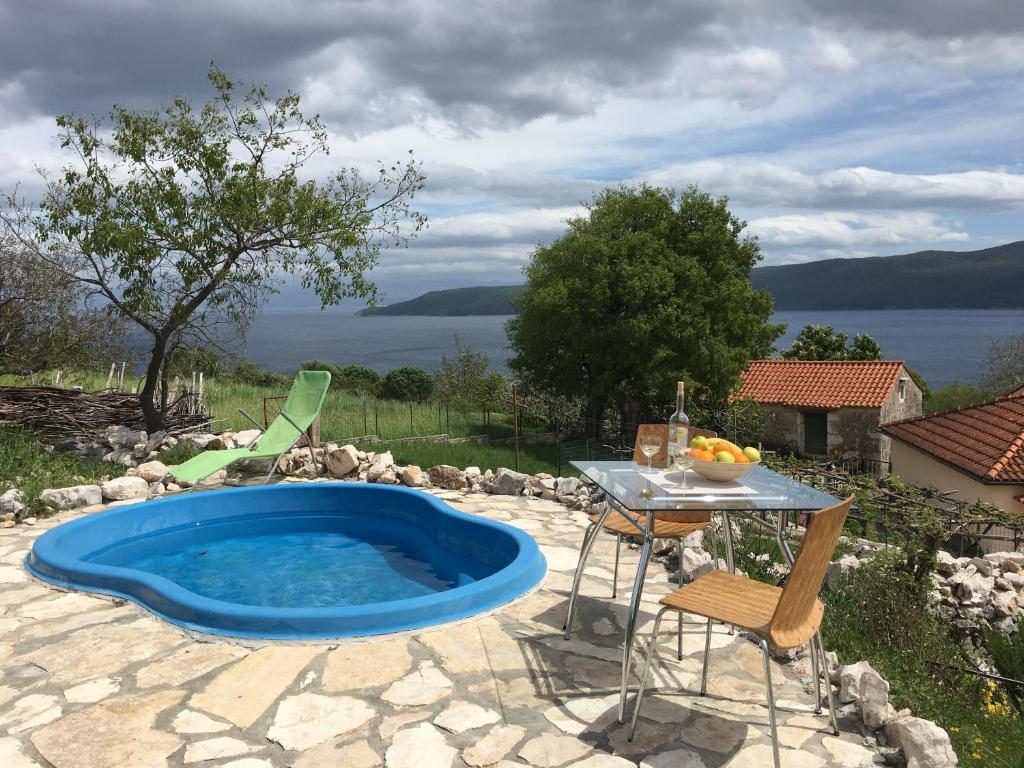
570,460,841,512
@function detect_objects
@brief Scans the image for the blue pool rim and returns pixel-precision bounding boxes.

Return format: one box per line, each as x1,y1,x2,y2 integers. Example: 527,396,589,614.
25,482,547,640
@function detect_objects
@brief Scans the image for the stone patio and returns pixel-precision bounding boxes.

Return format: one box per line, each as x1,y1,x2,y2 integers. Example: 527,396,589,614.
0,487,880,768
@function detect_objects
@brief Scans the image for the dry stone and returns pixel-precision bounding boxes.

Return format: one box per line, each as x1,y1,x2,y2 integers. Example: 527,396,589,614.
385,723,457,768
183,737,260,763
518,733,591,767
267,692,375,751
884,715,958,768
0,737,44,768
189,645,318,728
433,701,501,733
366,451,395,482
100,475,150,501
325,445,360,476
323,637,412,691
400,465,425,487
463,724,526,767
39,484,101,509
488,468,530,495
30,690,183,768
382,661,453,707
429,465,467,490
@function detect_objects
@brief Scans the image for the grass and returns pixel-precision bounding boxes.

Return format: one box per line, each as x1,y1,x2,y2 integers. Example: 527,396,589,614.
362,439,561,476
1,370,537,444
0,427,125,518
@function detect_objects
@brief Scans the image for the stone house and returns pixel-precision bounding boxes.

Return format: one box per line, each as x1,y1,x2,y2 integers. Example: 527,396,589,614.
880,392,1024,514
737,360,922,465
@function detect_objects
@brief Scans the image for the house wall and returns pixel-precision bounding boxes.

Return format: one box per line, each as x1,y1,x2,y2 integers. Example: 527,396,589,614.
828,408,884,462
757,367,923,463
889,440,1024,512
889,440,1024,552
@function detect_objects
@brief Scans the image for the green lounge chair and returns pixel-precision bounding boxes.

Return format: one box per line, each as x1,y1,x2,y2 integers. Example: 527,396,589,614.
165,370,331,489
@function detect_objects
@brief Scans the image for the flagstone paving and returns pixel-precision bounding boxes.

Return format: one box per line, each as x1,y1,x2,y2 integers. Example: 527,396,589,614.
0,488,877,767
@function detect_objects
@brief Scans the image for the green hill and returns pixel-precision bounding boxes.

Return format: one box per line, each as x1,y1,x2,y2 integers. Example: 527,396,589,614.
356,242,1024,315
750,241,1024,310
357,285,523,316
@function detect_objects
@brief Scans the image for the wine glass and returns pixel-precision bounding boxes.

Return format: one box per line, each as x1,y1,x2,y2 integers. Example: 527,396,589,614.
674,447,695,489
638,433,662,498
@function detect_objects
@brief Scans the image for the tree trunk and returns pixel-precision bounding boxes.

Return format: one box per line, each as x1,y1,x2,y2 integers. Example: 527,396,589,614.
139,333,170,433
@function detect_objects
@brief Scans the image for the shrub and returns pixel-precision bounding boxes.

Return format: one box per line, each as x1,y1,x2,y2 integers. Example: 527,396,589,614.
168,346,224,378
380,366,433,401
985,625,1024,715
301,360,381,395
233,360,290,388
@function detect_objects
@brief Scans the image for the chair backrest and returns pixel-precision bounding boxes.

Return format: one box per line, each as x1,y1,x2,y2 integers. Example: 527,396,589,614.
769,496,852,649
631,424,718,466
259,370,332,450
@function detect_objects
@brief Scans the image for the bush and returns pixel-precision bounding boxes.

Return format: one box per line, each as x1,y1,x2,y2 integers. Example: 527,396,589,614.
168,346,224,378
380,366,434,401
233,360,290,388
985,625,1024,715
301,360,381,395
823,553,1024,765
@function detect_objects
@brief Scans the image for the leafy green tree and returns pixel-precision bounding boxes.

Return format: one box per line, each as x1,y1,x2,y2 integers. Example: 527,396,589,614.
0,237,124,376
782,325,883,361
232,361,289,388
980,335,1024,396
381,367,433,401
433,337,508,408
167,346,224,379
300,361,381,395
507,184,781,436
924,382,985,413
1,66,425,431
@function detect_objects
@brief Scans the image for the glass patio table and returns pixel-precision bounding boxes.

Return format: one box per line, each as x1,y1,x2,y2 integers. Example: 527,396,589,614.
565,460,841,722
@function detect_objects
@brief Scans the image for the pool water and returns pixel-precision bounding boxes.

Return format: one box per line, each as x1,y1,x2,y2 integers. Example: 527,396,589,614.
29,482,547,639
123,530,457,608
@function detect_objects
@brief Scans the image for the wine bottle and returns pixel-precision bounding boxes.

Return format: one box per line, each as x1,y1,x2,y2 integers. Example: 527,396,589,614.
667,381,689,466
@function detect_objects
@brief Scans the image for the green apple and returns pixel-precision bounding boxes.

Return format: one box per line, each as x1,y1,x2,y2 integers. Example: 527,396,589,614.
714,451,736,463
743,447,761,463
690,435,710,451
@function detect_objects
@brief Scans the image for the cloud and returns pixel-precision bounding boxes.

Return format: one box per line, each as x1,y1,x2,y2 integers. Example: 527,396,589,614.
747,211,969,251
645,162,1024,211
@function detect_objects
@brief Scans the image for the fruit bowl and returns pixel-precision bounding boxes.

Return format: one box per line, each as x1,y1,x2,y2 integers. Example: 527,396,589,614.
689,456,758,483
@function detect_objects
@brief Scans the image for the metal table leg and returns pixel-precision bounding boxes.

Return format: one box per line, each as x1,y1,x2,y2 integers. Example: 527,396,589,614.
723,511,735,573
617,517,655,722
563,501,614,638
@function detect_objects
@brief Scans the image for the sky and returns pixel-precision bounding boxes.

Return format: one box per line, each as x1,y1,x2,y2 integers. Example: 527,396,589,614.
1,0,1022,305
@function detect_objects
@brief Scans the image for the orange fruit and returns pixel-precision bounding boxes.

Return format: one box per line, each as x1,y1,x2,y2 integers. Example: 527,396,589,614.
691,449,716,462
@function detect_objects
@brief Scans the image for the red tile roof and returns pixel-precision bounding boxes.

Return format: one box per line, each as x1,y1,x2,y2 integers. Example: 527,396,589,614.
881,394,1024,484
737,360,907,409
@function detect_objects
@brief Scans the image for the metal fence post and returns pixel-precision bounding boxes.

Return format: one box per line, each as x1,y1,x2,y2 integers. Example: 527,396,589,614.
511,384,520,472
409,402,414,435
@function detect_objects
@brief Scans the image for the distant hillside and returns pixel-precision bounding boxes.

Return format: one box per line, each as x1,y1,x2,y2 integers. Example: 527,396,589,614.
357,242,1024,315
751,241,1024,310
357,285,523,316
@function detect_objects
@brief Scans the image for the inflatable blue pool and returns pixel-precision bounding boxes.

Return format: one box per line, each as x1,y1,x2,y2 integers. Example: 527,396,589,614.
26,483,547,639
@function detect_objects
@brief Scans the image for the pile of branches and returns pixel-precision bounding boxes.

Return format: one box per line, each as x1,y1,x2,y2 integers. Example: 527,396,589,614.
0,385,209,442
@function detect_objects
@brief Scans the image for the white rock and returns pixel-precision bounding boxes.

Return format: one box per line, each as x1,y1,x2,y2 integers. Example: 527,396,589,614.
487,468,530,496
382,662,453,707
464,466,482,478
433,701,501,733
366,452,395,483
884,715,958,768
385,723,457,768
183,737,260,763
64,677,120,704
105,425,147,450
428,465,467,490
324,444,360,477
172,709,233,734
969,556,994,576
100,476,150,501
679,547,712,581
838,661,874,704
0,489,25,517
131,460,168,483
400,465,425,487
991,588,1018,617
955,572,994,605
826,554,862,586
267,692,375,751
555,476,581,496
1003,571,1024,589
39,484,102,509
857,665,892,730
231,429,262,448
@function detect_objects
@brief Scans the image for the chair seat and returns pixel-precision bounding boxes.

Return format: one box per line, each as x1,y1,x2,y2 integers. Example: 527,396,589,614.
590,510,714,539
659,570,823,648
